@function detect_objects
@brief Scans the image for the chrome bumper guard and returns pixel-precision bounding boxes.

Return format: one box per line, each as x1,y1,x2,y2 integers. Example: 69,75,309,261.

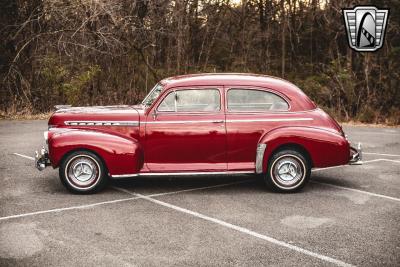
349,142,363,165
35,147,51,171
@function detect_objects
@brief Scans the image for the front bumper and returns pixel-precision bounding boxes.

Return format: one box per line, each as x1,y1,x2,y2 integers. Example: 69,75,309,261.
349,142,362,165
35,147,51,171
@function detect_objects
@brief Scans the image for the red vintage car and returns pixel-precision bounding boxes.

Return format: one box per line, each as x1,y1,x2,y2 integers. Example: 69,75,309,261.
35,73,361,193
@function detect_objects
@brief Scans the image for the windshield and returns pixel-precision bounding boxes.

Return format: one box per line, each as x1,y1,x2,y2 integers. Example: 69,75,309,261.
141,83,164,107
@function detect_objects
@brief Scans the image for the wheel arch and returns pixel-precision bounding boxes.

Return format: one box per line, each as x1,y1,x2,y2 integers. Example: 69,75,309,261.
48,129,144,176
258,126,349,172
267,143,313,168
59,147,109,175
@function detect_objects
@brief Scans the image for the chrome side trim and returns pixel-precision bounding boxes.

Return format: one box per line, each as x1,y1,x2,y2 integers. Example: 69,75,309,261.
111,170,254,179
226,118,313,123
255,143,267,174
144,118,312,125
110,173,140,178
64,121,139,126
145,120,221,124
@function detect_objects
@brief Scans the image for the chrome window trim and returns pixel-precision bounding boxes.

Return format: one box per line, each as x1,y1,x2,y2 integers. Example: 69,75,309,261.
225,107,319,115
64,121,139,126
156,88,222,113
226,87,291,112
142,83,164,107
111,170,253,179
154,111,223,116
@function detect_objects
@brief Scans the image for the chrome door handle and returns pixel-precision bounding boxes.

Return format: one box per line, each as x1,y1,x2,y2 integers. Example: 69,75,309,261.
212,120,224,123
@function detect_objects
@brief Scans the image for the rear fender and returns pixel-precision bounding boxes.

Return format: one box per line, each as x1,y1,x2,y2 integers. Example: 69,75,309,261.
48,129,143,176
258,126,349,172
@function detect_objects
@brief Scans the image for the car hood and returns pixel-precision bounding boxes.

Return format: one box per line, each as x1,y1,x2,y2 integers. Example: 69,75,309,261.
48,105,141,127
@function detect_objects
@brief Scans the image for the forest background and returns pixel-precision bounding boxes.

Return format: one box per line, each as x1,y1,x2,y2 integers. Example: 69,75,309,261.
1,0,399,124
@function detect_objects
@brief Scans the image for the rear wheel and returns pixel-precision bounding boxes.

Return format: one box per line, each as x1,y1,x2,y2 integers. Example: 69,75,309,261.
265,149,310,192
59,150,108,194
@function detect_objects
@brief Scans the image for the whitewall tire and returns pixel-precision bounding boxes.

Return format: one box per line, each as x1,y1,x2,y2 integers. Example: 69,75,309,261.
59,150,108,194
265,149,311,192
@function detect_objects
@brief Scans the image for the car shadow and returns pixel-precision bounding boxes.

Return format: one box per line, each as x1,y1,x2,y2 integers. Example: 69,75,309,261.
109,174,266,193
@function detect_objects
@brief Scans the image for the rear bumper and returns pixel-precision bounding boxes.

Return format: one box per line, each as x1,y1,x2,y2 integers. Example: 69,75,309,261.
35,147,51,171
349,143,362,165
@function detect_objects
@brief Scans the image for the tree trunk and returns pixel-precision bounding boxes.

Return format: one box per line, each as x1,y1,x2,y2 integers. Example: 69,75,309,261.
281,0,286,78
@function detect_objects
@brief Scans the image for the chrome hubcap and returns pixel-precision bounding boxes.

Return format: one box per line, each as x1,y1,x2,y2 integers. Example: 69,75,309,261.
272,156,304,187
66,156,99,188
73,162,94,182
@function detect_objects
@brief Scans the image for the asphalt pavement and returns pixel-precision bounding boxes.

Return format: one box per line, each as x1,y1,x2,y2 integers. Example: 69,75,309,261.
0,120,399,266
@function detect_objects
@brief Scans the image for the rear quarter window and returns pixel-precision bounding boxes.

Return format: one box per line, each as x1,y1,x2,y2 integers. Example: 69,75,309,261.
227,89,289,111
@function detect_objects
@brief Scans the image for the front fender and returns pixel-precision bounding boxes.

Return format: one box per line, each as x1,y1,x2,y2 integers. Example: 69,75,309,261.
259,126,349,172
48,129,144,176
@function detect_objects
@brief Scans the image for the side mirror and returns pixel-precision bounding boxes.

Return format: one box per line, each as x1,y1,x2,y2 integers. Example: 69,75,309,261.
152,110,157,120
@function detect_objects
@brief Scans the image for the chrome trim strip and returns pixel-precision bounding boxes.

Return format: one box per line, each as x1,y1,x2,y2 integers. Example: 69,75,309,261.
111,170,254,178
255,143,267,174
225,87,291,112
144,118,312,125
64,121,139,126
226,118,313,123
111,173,140,178
145,120,222,124
140,171,253,176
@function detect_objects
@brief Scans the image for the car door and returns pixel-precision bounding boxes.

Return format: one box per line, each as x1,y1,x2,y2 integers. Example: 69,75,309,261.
225,87,290,171
145,87,227,172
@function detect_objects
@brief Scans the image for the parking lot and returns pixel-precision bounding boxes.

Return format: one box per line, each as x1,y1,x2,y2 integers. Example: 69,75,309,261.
0,120,399,266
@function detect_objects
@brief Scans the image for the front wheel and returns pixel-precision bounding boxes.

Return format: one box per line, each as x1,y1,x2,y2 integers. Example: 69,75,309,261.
264,149,310,192
59,150,108,194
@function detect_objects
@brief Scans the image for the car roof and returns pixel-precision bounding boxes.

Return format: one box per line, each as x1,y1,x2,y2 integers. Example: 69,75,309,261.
162,73,288,85
159,73,316,111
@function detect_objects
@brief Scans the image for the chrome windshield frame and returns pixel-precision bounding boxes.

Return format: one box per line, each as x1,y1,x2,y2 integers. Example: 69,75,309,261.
141,83,164,108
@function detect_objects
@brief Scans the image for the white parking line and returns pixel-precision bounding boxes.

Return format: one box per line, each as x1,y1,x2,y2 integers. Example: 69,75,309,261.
0,180,252,222
312,158,400,202
117,188,354,267
381,159,400,164
312,158,400,173
363,152,400,157
13,153,35,161
0,196,141,221
310,181,400,202
312,159,382,172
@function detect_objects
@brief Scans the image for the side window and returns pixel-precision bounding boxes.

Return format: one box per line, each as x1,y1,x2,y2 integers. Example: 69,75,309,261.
227,89,289,111
158,89,220,112
157,92,175,112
